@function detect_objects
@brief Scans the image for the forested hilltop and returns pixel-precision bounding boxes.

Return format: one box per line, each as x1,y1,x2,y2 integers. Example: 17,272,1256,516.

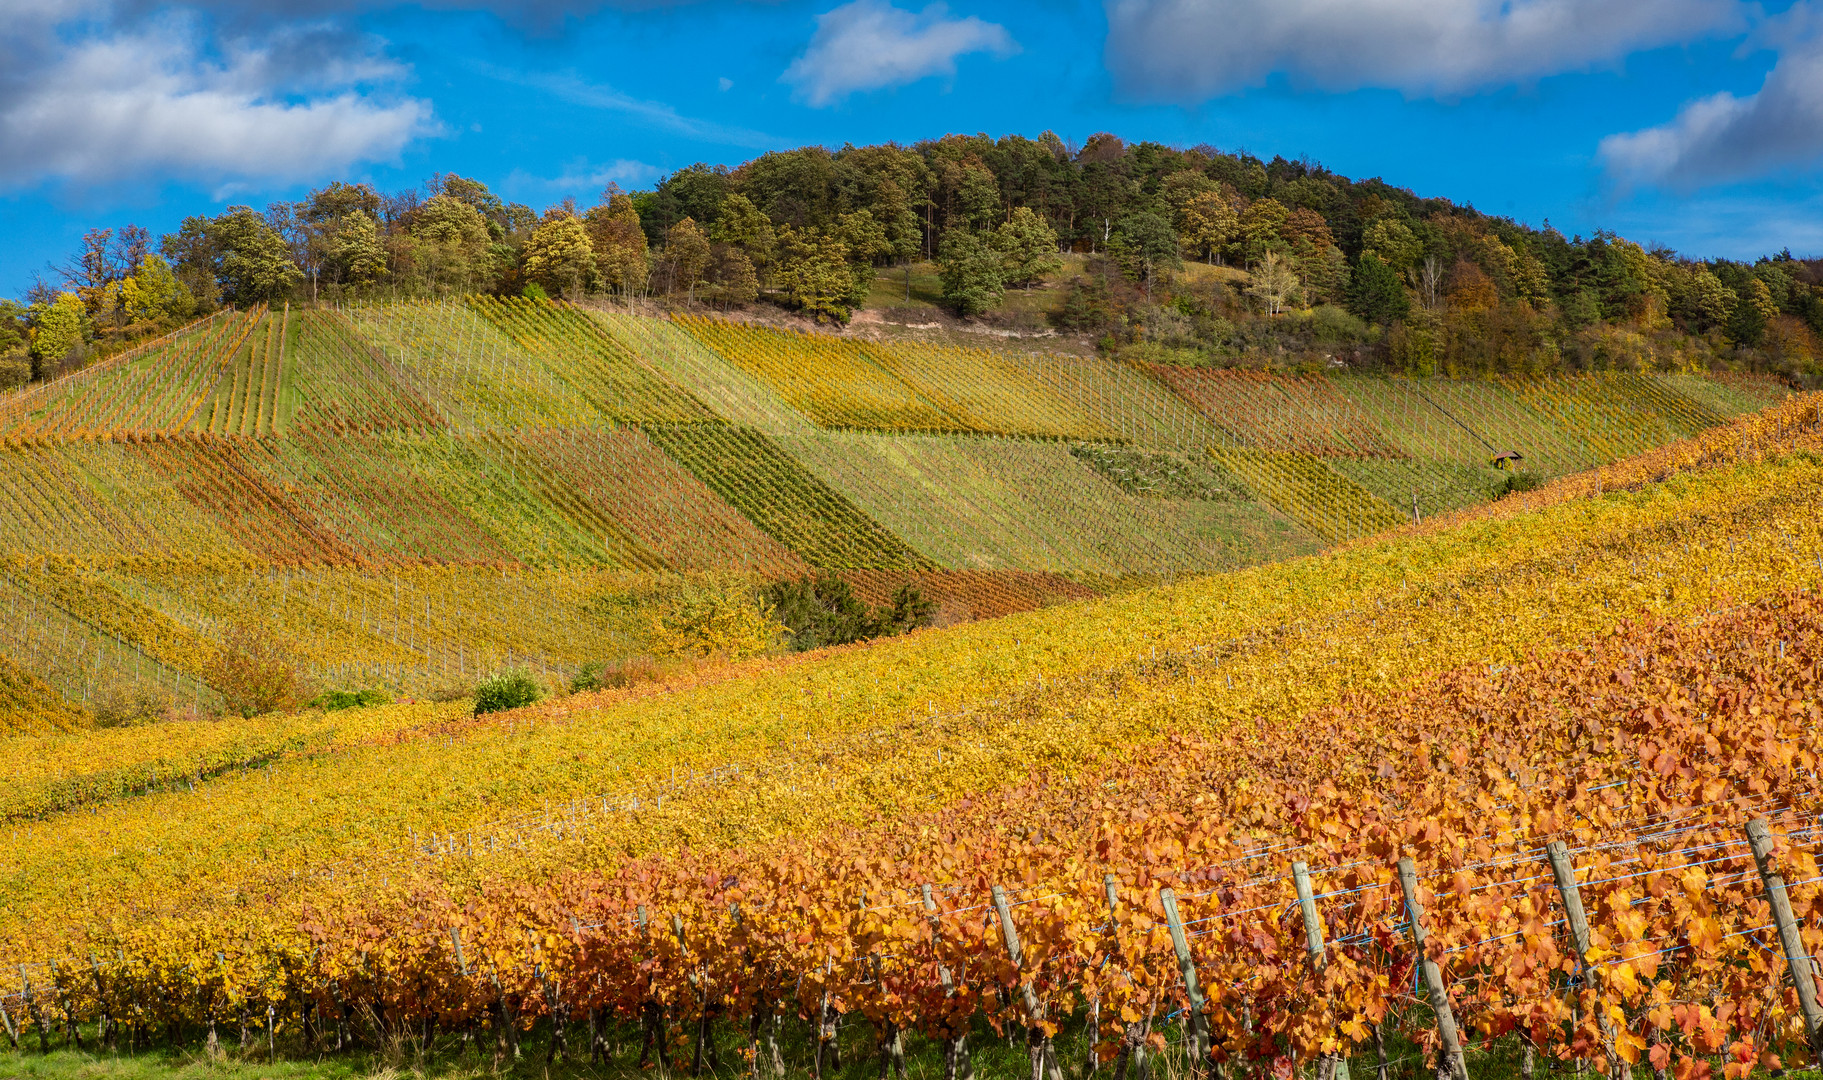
5,131,1821,391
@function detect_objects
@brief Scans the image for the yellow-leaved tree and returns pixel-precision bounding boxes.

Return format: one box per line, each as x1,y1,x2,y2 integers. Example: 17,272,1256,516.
523,213,596,299
646,576,784,661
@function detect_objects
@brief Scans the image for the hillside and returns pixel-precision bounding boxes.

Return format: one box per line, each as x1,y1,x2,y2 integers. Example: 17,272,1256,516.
0,298,1789,719
0,392,1817,1080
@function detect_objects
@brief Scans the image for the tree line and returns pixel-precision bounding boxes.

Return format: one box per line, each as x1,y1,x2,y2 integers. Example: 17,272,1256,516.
5,131,1821,389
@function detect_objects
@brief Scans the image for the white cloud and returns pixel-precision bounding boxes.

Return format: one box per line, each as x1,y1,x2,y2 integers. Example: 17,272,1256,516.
782,0,1018,107
502,159,664,199
1102,0,1743,101
1600,19,1823,190
0,8,434,189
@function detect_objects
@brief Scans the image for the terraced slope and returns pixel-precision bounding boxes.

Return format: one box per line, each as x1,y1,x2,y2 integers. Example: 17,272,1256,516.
0,302,1789,714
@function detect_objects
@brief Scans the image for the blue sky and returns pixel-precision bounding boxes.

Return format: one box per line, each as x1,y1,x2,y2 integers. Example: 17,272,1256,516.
6,0,1823,295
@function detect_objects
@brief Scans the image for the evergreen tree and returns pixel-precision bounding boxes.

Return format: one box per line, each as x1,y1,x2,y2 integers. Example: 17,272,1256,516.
1112,211,1181,300
1347,253,1410,325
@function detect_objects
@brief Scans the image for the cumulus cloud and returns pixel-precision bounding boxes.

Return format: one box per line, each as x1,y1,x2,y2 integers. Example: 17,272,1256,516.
1103,0,1742,101
0,6,434,189
783,0,1017,107
1600,15,1823,190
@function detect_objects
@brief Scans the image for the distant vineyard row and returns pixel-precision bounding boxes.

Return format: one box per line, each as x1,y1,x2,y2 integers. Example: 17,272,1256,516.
0,301,1798,716
0,300,1786,455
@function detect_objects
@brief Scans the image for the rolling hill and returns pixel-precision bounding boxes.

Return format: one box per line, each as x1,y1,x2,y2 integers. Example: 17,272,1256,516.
0,297,1793,718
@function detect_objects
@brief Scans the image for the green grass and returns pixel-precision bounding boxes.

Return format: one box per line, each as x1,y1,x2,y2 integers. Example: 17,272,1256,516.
861,257,1083,325
0,1008,1797,1080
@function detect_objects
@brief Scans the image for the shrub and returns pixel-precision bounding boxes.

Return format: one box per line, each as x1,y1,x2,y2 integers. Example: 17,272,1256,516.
311,688,390,711
209,625,304,719
473,667,543,715
570,661,604,693
763,575,937,652
1501,470,1545,496
1308,304,1373,344
571,657,664,693
91,679,176,728
878,585,938,636
645,576,783,661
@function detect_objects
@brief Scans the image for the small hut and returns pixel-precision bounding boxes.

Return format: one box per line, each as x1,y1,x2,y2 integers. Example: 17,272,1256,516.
1491,450,1524,471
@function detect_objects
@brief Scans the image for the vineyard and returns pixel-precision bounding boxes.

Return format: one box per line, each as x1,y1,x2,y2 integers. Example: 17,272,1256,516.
0,394,1818,1080
0,298,1800,721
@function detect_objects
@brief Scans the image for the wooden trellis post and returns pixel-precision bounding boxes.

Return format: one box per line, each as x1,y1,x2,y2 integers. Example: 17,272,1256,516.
1745,819,1823,1062
1294,861,1352,1080
991,885,1064,1080
1104,876,1152,1080
1545,841,1623,1080
1396,858,1468,1080
0,989,17,1048
922,884,972,1080
1159,887,1209,1076
19,965,47,1052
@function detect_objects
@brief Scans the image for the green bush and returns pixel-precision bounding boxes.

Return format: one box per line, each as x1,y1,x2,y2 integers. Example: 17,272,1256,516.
878,584,938,636
473,667,543,715
570,661,604,693
1500,470,1545,496
571,657,663,693
763,576,937,652
1307,304,1373,344
312,688,390,711
0,350,29,392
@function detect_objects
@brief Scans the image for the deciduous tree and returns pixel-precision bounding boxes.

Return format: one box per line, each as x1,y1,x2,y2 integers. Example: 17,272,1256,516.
995,207,1062,288
586,190,651,297
207,207,303,304
1246,250,1301,315
1179,191,1239,265
664,218,713,301
119,254,194,324
29,292,89,376
937,228,1005,316
412,194,492,292
775,227,861,322
523,213,597,298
